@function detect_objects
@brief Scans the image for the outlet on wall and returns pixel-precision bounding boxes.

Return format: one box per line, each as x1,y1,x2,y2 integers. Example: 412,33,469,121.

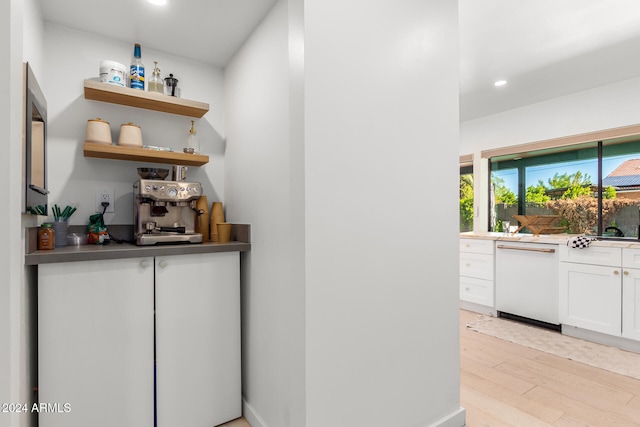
95,189,115,213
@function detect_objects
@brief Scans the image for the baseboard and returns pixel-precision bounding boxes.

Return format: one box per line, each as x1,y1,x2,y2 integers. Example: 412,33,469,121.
460,300,497,317
242,399,466,427
561,325,640,354
428,407,466,427
243,398,268,427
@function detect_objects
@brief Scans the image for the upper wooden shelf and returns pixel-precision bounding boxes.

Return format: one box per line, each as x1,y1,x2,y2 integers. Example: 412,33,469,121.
83,79,209,118
83,142,209,167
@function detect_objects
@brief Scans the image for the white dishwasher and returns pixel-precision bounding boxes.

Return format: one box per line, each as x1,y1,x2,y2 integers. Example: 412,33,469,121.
495,241,560,329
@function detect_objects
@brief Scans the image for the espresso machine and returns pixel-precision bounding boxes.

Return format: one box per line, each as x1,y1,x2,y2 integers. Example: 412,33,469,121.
133,169,203,245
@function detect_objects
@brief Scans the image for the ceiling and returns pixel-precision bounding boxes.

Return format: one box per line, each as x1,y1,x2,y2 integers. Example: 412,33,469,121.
39,0,640,122
39,0,279,68
459,0,640,121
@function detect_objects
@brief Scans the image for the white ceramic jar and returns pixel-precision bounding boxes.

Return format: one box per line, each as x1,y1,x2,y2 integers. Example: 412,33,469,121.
117,122,143,147
85,118,112,144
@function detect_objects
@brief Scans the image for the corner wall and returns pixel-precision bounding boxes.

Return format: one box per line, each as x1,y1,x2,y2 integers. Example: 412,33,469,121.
43,23,225,227
226,0,463,426
304,1,462,425
224,1,306,426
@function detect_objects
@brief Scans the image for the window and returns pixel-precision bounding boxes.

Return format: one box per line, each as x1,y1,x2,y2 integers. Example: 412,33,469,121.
460,164,473,232
489,139,640,236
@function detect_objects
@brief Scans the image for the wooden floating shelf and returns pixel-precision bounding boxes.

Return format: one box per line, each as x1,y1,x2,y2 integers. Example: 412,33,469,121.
83,79,209,118
83,142,209,167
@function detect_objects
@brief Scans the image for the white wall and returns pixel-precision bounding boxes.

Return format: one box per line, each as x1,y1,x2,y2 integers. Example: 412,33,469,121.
304,1,462,426
43,23,226,227
0,2,21,427
1,0,42,426
461,76,640,154
225,1,306,426
226,0,464,426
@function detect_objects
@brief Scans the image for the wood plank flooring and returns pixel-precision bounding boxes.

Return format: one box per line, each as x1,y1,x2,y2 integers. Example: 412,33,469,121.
219,417,251,427
460,309,640,426
222,310,640,427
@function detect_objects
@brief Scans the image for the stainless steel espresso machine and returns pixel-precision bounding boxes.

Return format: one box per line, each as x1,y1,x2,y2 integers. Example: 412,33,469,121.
133,168,203,245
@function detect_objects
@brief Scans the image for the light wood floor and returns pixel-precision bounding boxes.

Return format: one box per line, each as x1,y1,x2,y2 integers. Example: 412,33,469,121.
460,309,640,426
222,310,640,427
219,417,251,427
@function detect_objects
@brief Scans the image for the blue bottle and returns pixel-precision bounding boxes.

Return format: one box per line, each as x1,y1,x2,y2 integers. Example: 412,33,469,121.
130,43,145,90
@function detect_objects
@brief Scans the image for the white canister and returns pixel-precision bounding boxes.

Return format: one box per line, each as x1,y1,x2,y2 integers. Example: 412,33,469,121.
85,118,112,144
118,123,143,147
99,60,127,87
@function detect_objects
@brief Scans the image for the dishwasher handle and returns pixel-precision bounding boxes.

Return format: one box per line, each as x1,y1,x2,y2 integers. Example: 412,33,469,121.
496,244,556,253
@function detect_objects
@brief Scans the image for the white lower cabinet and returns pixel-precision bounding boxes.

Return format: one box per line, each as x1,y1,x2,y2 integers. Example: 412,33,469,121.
38,257,155,427
622,250,640,341
560,246,640,341
38,252,241,427
155,252,241,427
459,239,495,309
559,262,622,336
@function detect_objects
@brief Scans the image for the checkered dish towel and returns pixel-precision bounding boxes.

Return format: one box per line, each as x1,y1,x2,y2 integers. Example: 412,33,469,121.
567,235,592,249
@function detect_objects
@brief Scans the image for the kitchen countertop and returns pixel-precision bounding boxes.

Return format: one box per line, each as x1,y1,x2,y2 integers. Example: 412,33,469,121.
25,241,251,265
461,231,640,249
25,223,252,265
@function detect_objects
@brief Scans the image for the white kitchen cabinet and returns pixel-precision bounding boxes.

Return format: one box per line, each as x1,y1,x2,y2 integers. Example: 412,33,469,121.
459,239,494,308
559,262,622,336
38,252,241,427
622,248,640,341
622,267,640,340
155,252,241,427
38,257,155,427
560,245,640,341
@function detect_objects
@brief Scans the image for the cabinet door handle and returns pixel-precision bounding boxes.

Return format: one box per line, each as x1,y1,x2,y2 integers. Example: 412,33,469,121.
159,260,168,268
614,270,620,275
624,270,629,275
140,260,149,268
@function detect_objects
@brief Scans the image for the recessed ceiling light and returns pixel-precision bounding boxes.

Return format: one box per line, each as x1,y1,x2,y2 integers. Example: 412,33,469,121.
148,0,168,5
494,80,507,87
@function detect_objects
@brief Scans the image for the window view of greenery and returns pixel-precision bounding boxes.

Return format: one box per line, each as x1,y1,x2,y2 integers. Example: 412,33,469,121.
460,166,473,232
490,140,640,236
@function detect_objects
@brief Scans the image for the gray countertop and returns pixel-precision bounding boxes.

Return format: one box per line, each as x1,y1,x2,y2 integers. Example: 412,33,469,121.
25,241,251,265
25,223,252,265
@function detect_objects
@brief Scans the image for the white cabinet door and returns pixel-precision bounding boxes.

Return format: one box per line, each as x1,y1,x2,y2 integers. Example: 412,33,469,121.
623,268,640,341
38,258,154,427
155,252,241,427
559,262,621,336
460,276,493,306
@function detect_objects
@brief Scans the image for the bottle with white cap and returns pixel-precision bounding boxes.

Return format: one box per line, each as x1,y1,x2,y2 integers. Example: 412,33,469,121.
129,43,145,90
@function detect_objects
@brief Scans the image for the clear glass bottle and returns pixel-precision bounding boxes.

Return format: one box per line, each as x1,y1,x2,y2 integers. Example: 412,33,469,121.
187,120,200,154
148,61,164,94
129,43,145,90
